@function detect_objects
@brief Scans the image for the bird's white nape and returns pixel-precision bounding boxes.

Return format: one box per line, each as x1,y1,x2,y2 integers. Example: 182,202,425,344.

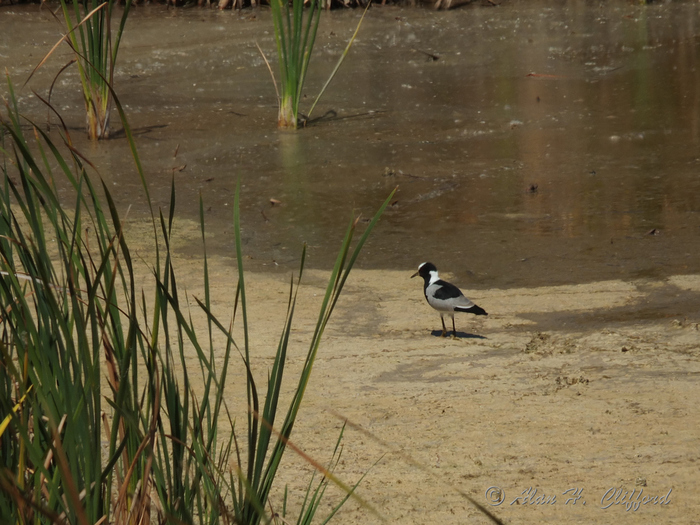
428,270,440,285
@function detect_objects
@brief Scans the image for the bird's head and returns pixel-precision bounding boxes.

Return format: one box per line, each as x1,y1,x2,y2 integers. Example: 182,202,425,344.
411,262,437,280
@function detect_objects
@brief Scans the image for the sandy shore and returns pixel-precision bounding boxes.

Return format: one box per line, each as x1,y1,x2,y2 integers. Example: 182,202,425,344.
157,247,699,524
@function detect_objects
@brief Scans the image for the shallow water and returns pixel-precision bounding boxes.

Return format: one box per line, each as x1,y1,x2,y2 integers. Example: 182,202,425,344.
3,0,700,289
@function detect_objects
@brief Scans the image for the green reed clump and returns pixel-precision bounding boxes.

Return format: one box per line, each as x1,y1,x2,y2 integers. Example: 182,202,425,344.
269,0,322,129
268,0,368,129
0,75,392,523
57,0,133,139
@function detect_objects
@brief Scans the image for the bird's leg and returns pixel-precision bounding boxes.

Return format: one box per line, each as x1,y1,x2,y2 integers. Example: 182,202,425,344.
451,316,458,339
440,315,447,337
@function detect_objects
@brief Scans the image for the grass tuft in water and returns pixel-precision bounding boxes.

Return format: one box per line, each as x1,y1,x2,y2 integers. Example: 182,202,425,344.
267,0,369,129
28,0,133,140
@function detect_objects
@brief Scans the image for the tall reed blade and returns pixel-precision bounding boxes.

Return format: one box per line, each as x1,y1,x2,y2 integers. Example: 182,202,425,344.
307,2,371,121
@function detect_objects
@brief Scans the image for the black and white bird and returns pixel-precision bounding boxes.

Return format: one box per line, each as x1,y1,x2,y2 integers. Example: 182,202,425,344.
412,262,487,337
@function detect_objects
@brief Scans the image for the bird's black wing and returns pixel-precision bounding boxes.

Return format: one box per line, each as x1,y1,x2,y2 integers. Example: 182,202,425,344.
433,279,464,300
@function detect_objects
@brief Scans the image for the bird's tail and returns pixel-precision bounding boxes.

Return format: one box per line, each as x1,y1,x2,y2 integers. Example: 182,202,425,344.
455,304,488,316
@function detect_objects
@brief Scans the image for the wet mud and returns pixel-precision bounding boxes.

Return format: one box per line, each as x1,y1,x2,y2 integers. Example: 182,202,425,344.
3,1,700,294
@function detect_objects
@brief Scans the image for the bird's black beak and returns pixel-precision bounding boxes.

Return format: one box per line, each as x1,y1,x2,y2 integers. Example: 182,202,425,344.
411,271,419,279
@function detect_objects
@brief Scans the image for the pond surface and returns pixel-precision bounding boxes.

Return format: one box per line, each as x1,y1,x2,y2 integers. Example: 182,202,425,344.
3,0,700,288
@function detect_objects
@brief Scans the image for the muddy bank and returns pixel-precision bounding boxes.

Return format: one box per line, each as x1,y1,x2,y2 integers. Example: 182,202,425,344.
146,247,698,523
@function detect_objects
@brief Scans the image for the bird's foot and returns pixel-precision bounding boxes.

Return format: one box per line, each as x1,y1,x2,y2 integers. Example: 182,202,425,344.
440,330,447,338
451,332,459,340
